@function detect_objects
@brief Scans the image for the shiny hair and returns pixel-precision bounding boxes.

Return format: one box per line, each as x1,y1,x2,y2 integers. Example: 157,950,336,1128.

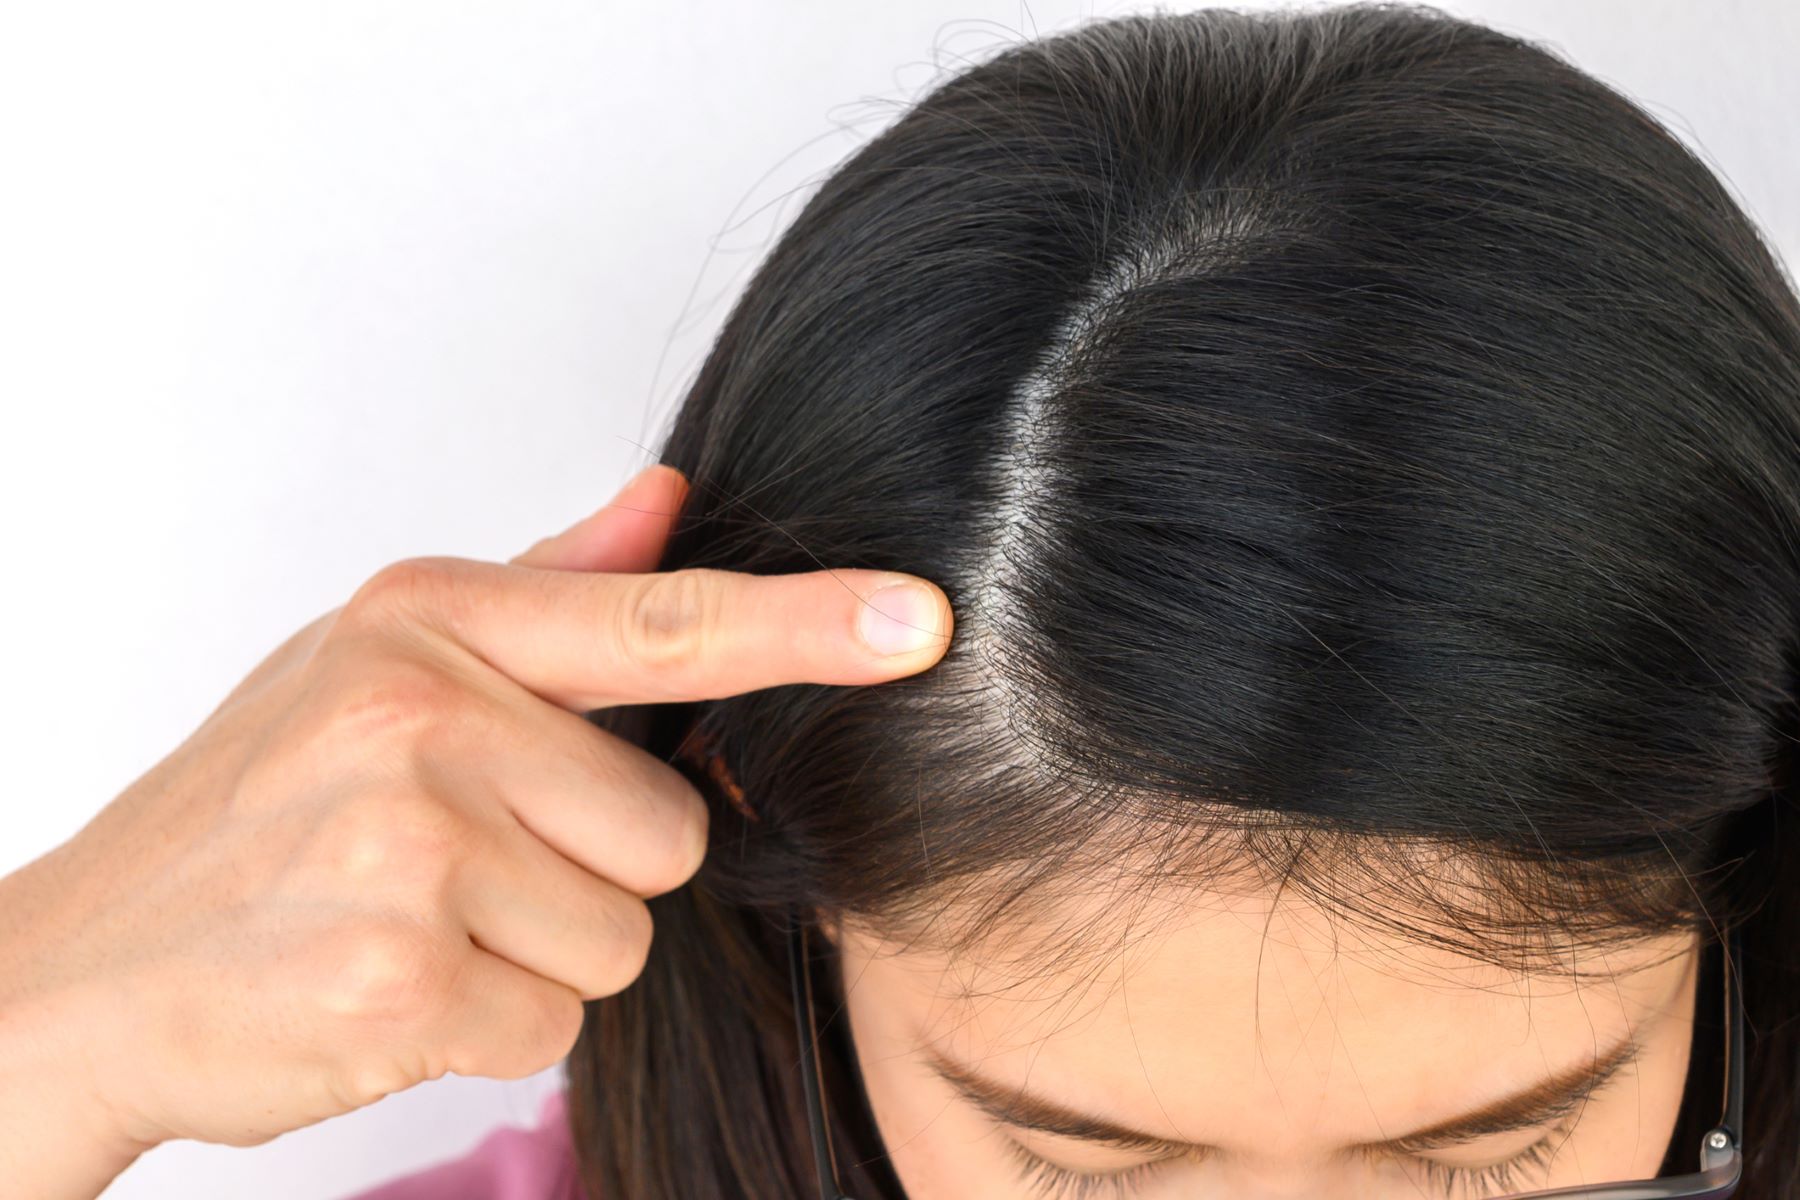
568,5,1800,1196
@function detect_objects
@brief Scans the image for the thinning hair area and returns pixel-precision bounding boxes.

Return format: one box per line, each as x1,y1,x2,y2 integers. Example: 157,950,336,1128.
566,6,1800,1198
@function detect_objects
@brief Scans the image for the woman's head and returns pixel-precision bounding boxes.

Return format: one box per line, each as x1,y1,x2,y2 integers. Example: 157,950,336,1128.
570,5,1800,1197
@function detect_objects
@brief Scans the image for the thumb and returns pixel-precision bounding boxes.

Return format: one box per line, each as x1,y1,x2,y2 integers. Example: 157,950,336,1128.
511,464,690,572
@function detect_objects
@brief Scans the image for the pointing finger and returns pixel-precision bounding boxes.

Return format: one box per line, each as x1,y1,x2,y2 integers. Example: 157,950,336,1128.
348,558,954,711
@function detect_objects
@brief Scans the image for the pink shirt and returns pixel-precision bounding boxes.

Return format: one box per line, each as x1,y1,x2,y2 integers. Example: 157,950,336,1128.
342,1090,587,1200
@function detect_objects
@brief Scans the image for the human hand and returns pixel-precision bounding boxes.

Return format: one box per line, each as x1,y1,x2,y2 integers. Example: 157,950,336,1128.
0,463,952,1198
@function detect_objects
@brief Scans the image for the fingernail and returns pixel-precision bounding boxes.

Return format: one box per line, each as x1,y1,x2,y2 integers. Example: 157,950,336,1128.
858,582,944,656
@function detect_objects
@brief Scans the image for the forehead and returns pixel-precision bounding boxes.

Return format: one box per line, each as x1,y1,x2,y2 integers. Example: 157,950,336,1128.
835,884,1696,1150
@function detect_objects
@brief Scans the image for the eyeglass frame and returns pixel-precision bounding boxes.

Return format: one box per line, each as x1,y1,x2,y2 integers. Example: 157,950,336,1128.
786,917,1745,1200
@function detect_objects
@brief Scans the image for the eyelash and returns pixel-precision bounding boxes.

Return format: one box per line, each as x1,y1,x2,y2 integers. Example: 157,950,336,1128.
999,1110,1582,1200
997,1135,1176,1200
1403,1112,1579,1200
1413,1136,1560,1198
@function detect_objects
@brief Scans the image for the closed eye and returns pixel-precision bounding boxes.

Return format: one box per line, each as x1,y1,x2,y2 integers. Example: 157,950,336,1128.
996,1136,1182,1200
998,1124,1576,1200
930,1022,1643,1199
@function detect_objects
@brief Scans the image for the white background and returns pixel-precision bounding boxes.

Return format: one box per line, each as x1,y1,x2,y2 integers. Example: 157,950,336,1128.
1,2,1794,1197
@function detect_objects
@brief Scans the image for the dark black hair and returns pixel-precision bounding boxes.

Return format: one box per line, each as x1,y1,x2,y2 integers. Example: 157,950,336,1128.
569,5,1800,1197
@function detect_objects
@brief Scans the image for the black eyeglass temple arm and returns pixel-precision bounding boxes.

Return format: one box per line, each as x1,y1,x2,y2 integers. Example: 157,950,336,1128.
789,919,852,1200
1721,926,1745,1150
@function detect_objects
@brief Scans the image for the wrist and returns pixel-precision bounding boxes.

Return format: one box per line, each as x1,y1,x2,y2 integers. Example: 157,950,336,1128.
0,857,159,1198
0,998,154,1199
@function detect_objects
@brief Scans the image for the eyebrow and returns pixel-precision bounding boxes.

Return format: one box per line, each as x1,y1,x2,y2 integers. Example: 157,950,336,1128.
921,1030,1643,1157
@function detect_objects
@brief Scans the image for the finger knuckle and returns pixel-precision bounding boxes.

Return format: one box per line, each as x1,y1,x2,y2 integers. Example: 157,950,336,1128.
619,569,721,675
343,557,456,629
316,917,454,1026
525,988,587,1065
578,738,707,894
650,791,710,893
593,895,655,995
319,789,470,887
215,1126,284,1150
329,1054,420,1112
467,985,586,1081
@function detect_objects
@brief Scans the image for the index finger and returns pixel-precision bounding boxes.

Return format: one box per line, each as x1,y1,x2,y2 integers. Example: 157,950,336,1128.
351,558,954,711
